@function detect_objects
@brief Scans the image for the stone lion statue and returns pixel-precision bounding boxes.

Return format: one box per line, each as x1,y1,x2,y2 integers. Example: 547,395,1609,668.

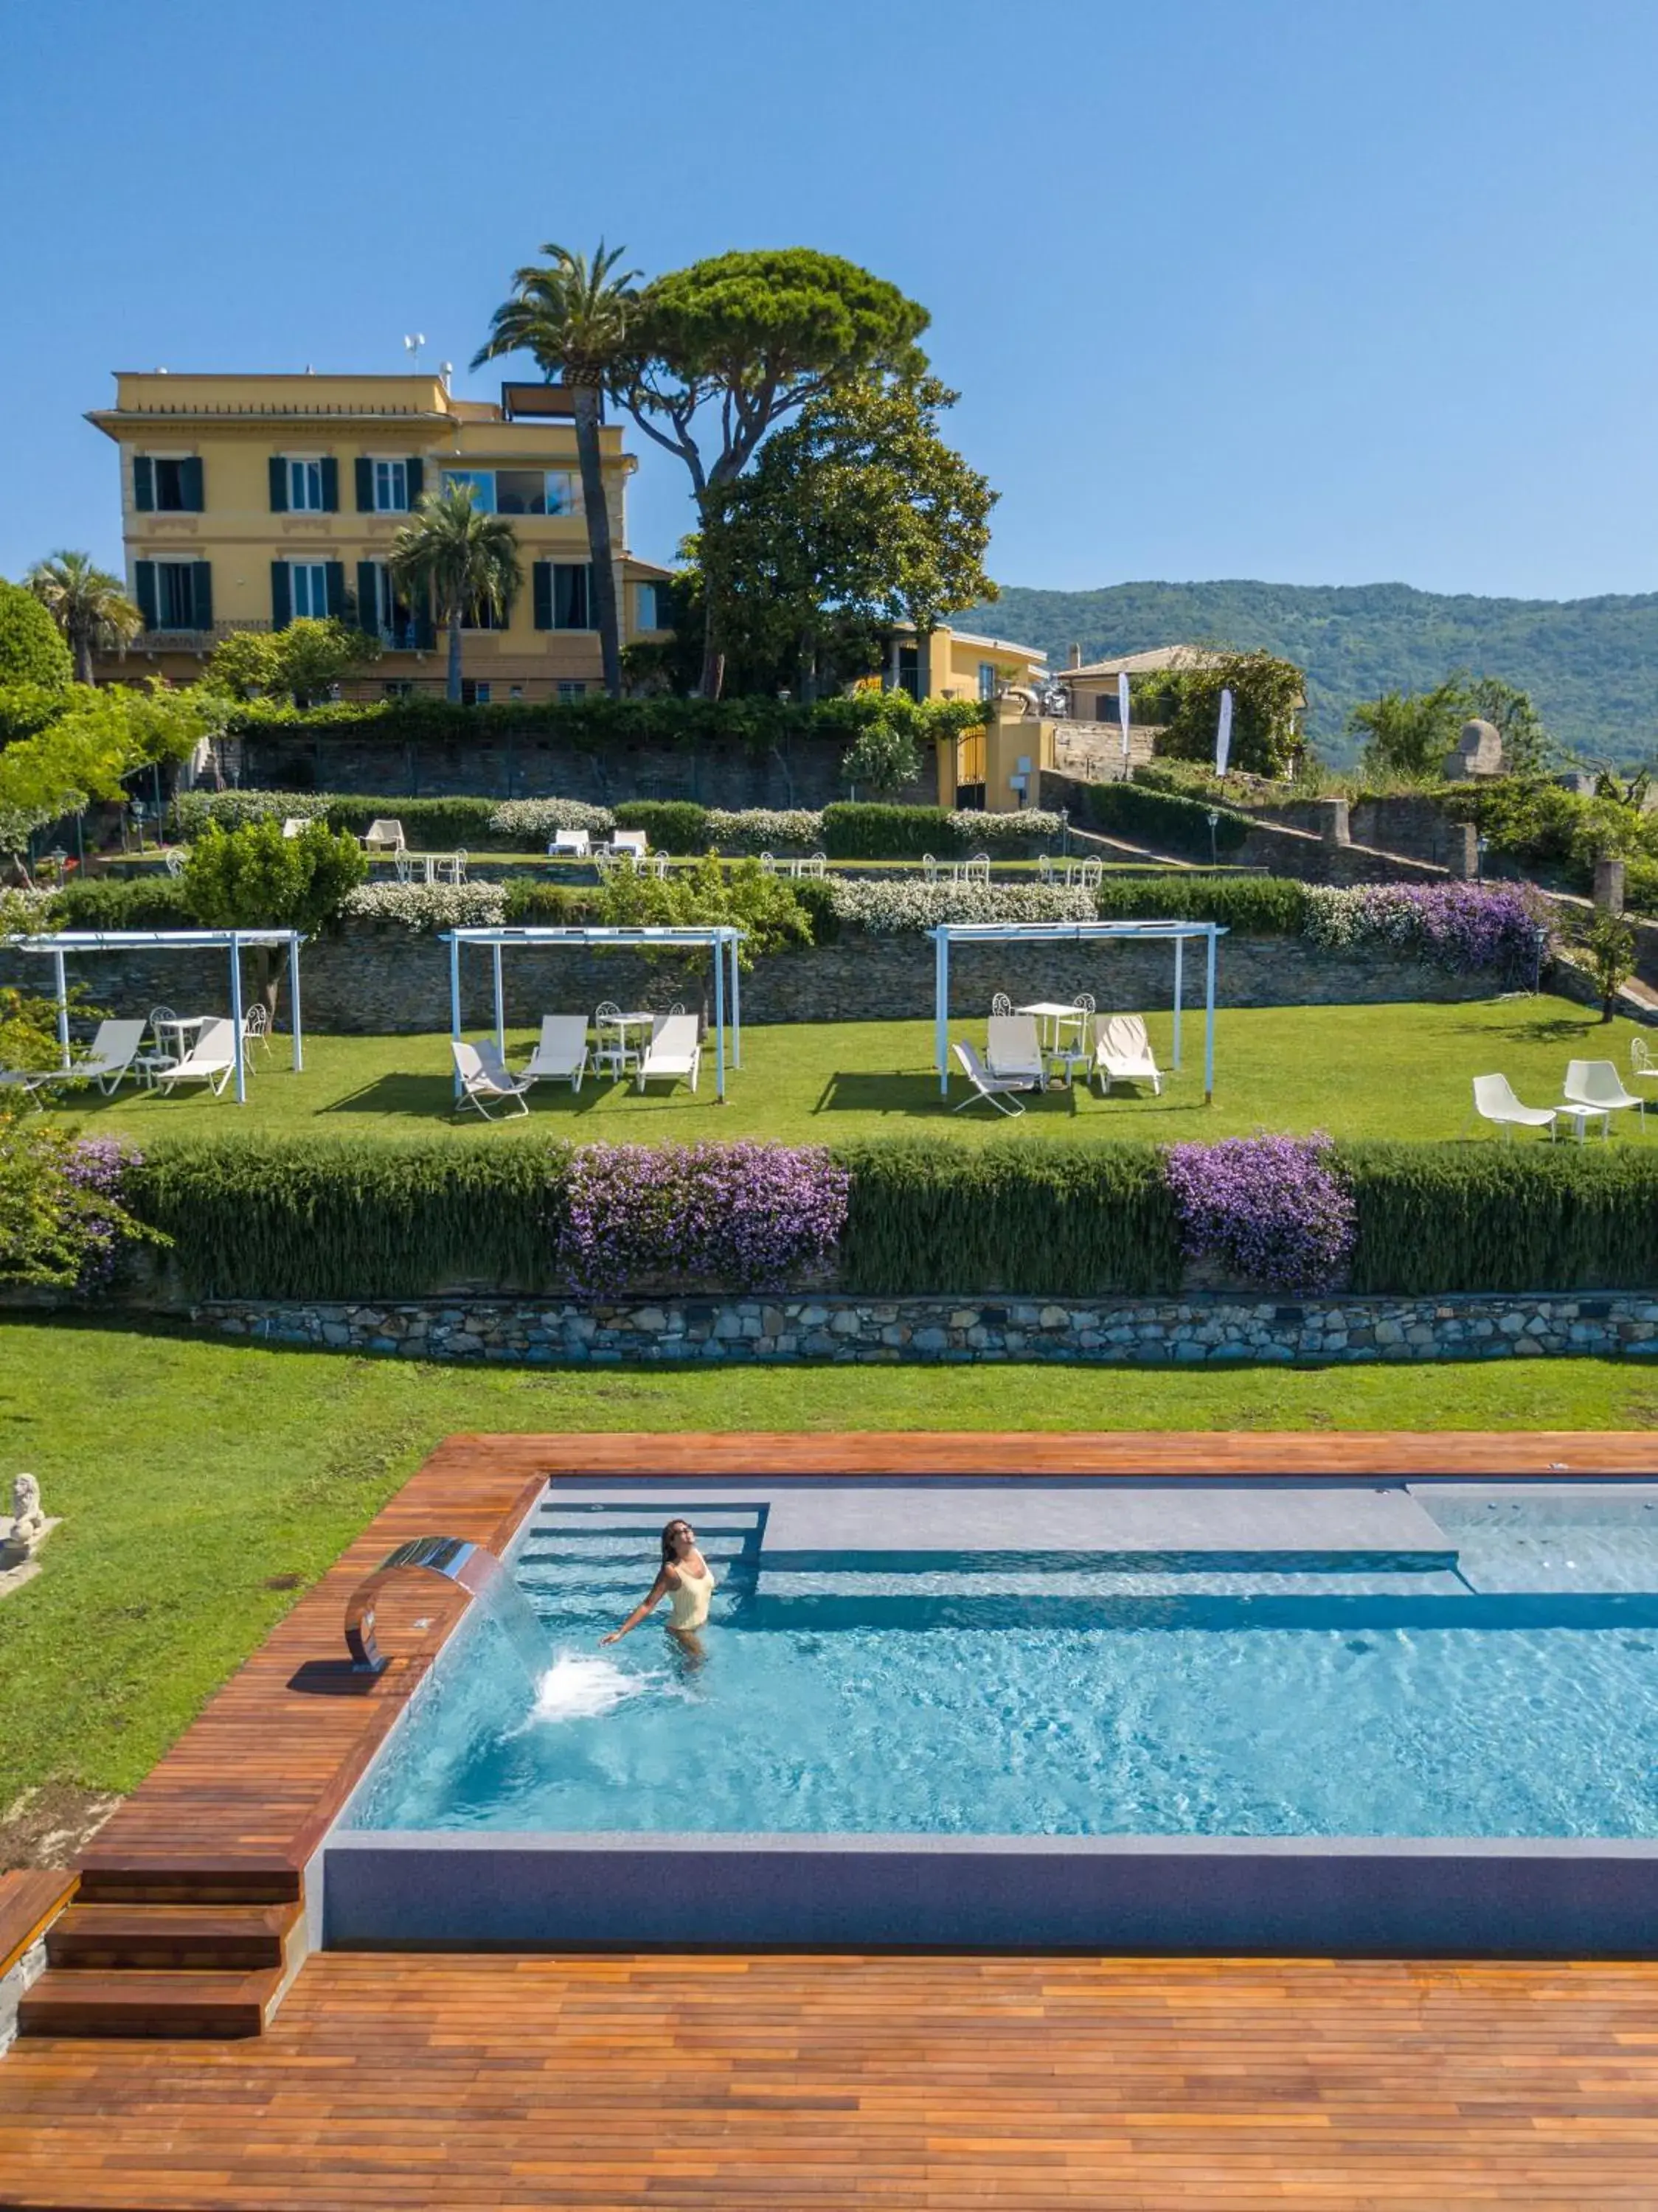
5,1473,44,1559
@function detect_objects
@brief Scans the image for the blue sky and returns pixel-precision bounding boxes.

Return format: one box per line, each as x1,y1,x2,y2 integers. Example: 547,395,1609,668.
3,0,1655,603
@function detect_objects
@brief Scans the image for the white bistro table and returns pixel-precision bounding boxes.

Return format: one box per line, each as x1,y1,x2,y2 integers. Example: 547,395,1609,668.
596,1009,656,1075
1554,1102,1612,1143
1017,1001,1092,1084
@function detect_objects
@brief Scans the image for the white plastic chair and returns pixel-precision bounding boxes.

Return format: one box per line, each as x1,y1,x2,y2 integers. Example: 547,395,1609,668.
1093,1014,1162,1096
637,1012,701,1093
452,1040,531,1119
151,1018,238,1098
1472,1073,1558,1141
523,1015,589,1091
951,1040,1033,1116
1565,1058,1645,1130
362,818,406,854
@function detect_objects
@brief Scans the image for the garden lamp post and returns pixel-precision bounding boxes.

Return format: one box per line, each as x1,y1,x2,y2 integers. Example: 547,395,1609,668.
1206,809,1221,868
1477,834,1488,882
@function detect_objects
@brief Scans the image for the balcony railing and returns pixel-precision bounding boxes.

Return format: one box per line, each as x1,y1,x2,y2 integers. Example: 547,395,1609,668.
136,620,274,652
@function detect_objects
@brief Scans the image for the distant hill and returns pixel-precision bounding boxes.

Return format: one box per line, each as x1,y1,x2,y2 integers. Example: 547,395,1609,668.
961,580,1658,767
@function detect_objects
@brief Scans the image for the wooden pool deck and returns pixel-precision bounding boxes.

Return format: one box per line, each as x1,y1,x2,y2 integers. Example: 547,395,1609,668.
2,1433,1657,2205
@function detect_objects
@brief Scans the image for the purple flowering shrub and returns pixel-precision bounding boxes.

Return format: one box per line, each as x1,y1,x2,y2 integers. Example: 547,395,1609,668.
558,1141,851,1295
1302,881,1550,978
1162,1133,1355,1293
0,1121,150,1295
61,1137,148,1295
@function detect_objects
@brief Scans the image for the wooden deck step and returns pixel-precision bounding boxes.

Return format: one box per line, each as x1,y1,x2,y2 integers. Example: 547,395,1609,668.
46,1900,301,1975
75,1859,301,1907
18,1965,281,2039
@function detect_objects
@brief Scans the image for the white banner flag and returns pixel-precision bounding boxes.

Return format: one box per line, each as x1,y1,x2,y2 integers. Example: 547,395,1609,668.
1215,686,1234,777
1118,672,1131,760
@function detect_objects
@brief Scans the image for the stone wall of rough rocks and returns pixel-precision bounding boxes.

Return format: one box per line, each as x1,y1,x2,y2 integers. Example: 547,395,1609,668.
198,1290,1658,1366
0,929,1503,1035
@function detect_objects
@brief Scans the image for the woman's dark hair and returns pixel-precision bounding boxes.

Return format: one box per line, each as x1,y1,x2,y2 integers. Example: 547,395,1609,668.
661,1519,691,1564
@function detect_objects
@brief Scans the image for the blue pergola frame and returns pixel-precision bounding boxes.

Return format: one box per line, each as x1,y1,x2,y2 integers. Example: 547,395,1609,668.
440,924,746,1102
928,918,1227,1103
11,928,305,1106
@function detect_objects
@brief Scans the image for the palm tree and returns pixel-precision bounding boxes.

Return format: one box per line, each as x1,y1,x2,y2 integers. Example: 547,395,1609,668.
27,550,142,684
473,240,639,699
389,480,522,705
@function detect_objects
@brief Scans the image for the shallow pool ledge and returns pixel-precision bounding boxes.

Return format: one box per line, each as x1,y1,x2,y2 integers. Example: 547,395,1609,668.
322,1832,1658,1958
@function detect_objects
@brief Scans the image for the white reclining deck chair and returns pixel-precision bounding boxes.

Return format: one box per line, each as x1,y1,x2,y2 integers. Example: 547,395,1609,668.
637,1012,701,1093
152,1019,239,1098
1471,1073,1557,1140
524,1015,589,1091
549,829,591,859
608,829,649,860
453,1040,532,1119
1093,1014,1162,1096
76,1018,148,1095
280,817,308,839
0,1067,58,1107
952,1040,1034,1116
362,818,406,855
1565,1057,1645,1130
985,1013,1044,1085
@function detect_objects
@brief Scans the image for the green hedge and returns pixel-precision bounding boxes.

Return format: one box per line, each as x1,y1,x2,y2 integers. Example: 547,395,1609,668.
1077,781,1253,860
173,793,516,849
1094,874,1308,933
110,1134,1658,1307
1339,1142,1658,1295
611,801,710,853
52,877,192,929
822,803,952,858
500,882,599,925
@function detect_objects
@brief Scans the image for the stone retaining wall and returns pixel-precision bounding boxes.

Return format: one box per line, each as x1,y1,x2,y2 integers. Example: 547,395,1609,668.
201,1290,1658,1366
0,930,1506,1034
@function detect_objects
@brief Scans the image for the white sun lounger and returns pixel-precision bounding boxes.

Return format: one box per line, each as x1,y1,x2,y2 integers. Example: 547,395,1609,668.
986,1013,1044,1084
453,1039,533,1119
607,829,649,859
523,1015,589,1091
1093,1013,1162,1096
637,1012,701,1093
151,1018,239,1098
549,829,591,858
74,1018,148,1096
951,1040,1035,1116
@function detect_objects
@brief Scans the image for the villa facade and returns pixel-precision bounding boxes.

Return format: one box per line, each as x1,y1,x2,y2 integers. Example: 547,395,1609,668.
86,371,674,700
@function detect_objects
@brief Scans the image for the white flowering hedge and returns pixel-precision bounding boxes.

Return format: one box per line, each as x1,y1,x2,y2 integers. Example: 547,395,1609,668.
825,879,1097,933
173,790,330,837
946,808,1066,844
486,798,615,841
341,880,507,933
704,807,825,851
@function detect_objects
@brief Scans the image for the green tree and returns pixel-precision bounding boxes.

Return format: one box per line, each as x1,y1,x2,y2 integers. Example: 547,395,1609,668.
181,820,367,1018
614,249,930,697
1347,677,1470,780
702,372,997,700
0,579,72,691
205,617,381,706
473,240,640,700
25,552,143,685
1157,649,1306,778
1466,675,1553,776
839,717,924,799
389,481,521,705
0,689,146,881
1582,909,1635,1021
593,850,811,967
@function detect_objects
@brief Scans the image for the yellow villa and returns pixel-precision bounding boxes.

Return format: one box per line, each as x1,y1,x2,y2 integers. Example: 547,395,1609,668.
86,370,673,700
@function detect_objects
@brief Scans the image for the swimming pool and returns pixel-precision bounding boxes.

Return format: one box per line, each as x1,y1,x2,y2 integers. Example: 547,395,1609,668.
327,1478,1658,1953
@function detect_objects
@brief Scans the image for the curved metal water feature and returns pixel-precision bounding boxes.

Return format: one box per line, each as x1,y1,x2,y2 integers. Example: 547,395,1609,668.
344,1534,547,1680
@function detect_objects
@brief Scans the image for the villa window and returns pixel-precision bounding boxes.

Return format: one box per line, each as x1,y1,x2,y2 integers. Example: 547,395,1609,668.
374,459,407,512
289,561,330,619
133,455,204,512
289,460,325,512
133,557,212,630
634,581,668,630
355,456,424,513
441,468,496,513
978,661,998,701
461,679,492,706
557,679,588,702
269,455,339,513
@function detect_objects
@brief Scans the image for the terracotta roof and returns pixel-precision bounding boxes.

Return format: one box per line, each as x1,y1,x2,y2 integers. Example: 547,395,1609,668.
1064,644,1223,680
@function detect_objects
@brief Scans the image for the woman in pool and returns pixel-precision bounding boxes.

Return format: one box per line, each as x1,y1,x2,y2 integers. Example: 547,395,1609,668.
600,1519,715,1654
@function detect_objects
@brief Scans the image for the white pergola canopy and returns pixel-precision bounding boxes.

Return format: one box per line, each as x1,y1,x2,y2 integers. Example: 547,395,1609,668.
928,918,1227,1102
440,925,746,1101
10,929,305,1105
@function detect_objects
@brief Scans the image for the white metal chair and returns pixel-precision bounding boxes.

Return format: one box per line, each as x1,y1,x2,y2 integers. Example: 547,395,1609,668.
760,852,777,875
1036,855,1055,884
799,852,827,879
437,849,468,885
162,849,185,878
74,1018,148,1095
962,852,991,886
1471,1073,1558,1141
1093,1014,1162,1096
1564,1058,1645,1130
523,1015,589,1091
452,1040,532,1119
1078,857,1104,891
637,1012,701,1093
393,850,414,884
986,1013,1044,1085
241,1003,272,1057
922,854,942,884
990,992,1013,1017
362,818,406,855
1631,1037,1658,1084
135,1005,180,1082
592,1001,636,1077
151,1018,238,1098
951,1040,1033,1116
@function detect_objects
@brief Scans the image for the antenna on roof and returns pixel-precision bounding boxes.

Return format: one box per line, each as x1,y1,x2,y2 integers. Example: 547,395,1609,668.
404,333,426,368
440,361,453,392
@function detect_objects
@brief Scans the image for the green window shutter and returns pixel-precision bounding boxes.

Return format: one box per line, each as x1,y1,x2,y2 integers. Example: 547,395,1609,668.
133,456,155,512
356,560,380,636
180,457,204,511
355,458,375,512
405,457,424,506
134,560,158,629
190,562,213,629
268,457,288,513
270,561,291,630
324,560,346,617
321,458,339,512
533,561,552,630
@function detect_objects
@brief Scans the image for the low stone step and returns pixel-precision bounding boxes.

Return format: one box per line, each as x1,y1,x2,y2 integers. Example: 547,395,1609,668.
46,1901,300,1975
18,1966,281,2039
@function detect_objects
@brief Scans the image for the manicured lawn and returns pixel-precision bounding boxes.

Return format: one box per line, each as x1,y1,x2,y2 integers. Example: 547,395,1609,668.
2,1318,1656,1823
33,995,1654,1145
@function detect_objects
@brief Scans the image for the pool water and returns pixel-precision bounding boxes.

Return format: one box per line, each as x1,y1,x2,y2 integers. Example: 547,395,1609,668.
349,1491,1658,1841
